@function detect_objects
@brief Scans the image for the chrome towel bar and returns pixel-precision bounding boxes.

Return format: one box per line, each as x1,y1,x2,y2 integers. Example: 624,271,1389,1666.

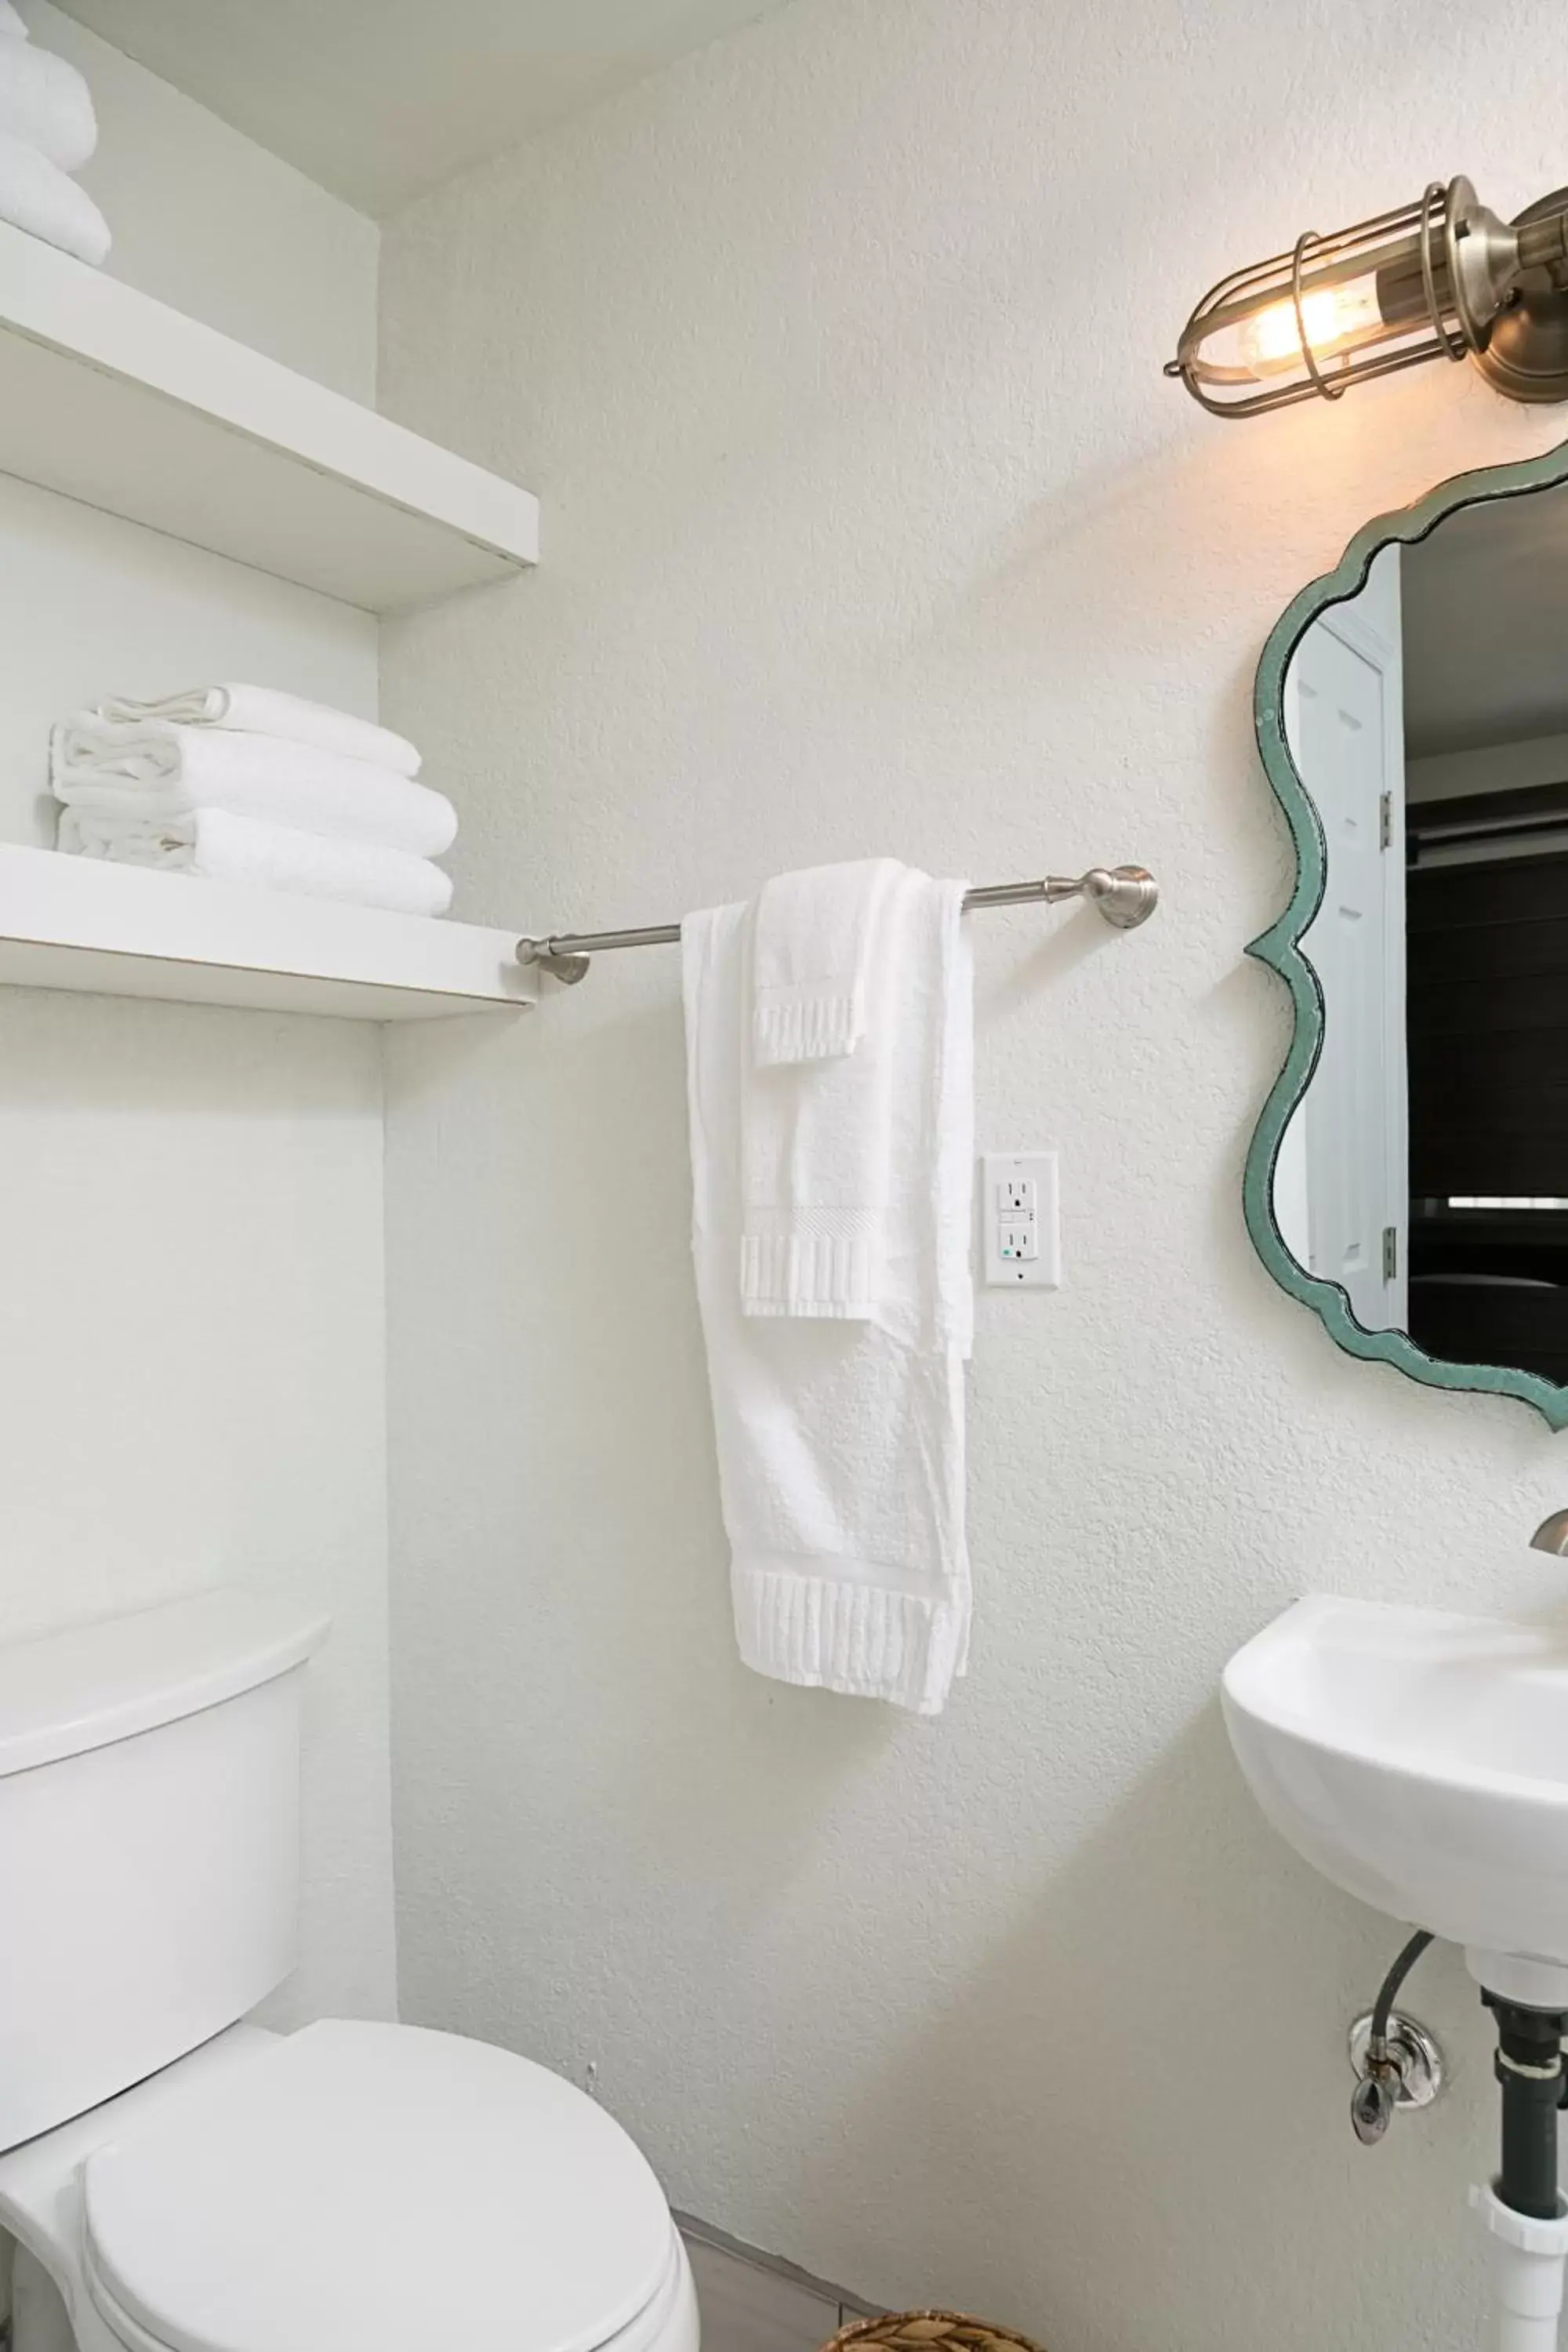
516,864,1158,984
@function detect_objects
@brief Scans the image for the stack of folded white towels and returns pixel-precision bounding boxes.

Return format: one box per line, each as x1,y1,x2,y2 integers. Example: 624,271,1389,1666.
0,2,110,267
51,684,457,918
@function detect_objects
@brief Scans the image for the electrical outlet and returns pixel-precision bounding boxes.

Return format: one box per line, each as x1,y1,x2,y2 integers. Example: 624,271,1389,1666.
982,1152,1061,1287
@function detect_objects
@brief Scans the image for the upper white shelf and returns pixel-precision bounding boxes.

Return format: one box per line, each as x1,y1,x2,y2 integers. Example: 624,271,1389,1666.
0,845,537,1022
0,221,539,613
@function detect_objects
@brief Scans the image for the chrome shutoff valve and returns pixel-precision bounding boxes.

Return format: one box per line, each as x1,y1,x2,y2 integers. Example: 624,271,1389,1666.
1351,2062,1400,2144
1348,2008,1446,2145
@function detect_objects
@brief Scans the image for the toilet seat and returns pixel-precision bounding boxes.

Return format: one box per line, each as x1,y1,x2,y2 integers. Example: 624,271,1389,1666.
80,2020,683,2352
82,2223,694,2352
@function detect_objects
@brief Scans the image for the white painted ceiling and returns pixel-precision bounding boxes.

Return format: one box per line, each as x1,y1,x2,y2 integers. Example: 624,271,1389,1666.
53,0,786,215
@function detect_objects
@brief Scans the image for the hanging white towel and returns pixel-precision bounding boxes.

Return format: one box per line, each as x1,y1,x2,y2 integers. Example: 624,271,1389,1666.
53,717,456,858
57,804,454,918
0,36,97,171
751,857,899,1065
683,872,974,1715
739,863,924,1319
0,132,107,265
94,685,422,781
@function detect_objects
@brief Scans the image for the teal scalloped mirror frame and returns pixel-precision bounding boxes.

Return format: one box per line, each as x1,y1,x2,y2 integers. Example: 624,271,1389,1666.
1246,434,1568,1431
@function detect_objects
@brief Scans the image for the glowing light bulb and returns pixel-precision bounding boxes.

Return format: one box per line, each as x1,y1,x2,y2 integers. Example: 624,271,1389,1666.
1238,277,1386,374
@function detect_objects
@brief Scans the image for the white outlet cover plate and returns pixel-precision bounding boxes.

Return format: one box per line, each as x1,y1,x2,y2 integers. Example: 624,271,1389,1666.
982,1152,1061,1288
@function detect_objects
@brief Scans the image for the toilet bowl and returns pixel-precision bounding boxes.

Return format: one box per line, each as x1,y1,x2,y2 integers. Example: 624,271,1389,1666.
0,1593,699,2352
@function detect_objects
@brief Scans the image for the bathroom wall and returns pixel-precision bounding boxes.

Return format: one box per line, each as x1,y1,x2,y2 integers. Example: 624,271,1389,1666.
379,3,1568,2347
0,13,396,2034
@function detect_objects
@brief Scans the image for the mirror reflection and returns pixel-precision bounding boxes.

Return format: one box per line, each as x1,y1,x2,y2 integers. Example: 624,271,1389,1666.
1277,477,1568,1388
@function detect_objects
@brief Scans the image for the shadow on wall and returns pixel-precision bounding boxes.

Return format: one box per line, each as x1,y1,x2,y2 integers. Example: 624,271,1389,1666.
782,1709,1491,2352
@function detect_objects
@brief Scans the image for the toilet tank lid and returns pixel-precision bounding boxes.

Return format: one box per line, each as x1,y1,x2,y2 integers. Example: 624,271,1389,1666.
0,1590,328,1777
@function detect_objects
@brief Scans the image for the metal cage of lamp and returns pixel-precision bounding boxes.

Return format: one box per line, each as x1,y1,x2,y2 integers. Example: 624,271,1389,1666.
1167,176,1568,417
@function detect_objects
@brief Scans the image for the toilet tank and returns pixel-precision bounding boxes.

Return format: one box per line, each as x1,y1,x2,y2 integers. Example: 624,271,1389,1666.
0,1589,328,2152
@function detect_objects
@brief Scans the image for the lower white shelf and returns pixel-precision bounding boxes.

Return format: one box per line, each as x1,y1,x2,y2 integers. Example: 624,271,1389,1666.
0,845,537,1021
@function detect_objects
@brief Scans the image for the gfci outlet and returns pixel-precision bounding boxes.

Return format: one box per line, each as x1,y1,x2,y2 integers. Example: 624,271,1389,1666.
982,1152,1061,1288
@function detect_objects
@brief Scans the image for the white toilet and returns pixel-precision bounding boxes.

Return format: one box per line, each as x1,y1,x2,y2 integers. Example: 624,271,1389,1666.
0,1589,700,2352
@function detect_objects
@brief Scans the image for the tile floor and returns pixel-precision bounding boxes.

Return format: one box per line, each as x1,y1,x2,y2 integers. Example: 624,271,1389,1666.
681,2228,869,2352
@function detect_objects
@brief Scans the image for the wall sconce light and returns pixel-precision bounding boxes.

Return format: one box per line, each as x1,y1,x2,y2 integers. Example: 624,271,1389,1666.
1167,176,1568,417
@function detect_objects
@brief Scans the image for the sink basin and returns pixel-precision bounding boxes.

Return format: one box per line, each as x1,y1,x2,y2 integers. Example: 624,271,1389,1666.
1222,1595,1568,2002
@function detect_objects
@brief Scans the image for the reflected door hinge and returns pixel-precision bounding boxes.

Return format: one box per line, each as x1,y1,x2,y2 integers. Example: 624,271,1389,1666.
1380,791,1393,851
1382,1225,1399,1281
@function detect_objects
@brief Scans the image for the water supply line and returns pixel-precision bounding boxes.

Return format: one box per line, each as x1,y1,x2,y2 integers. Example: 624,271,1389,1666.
1351,1929,1436,2143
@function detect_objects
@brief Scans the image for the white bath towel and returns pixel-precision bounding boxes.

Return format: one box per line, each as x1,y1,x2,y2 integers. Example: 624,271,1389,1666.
751,857,900,1065
683,873,974,1715
0,36,96,170
0,131,107,264
58,804,453,918
94,685,422,781
53,718,456,858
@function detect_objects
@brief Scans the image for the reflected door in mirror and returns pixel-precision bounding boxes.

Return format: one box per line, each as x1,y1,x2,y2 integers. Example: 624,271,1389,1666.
1277,549,1408,1333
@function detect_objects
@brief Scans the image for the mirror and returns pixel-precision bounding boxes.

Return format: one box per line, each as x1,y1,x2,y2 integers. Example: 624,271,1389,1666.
1248,439,1568,1427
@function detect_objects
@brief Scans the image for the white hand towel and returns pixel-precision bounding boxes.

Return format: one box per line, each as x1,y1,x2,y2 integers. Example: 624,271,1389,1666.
58,804,453,918
53,718,456,858
739,864,919,1319
683,874,975,1715
94,685,421,780
739,864,975,1335
0,131,107,264
0,36,96,170
751,857,899,1064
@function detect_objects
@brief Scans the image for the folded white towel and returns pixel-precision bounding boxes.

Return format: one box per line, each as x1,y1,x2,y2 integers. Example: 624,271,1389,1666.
53,718,456,858
683,873,974,1715
58,805,453,918
94,685,422,781
739,865,925,1319
0,36,96,171
751,857,899,1064
0,132,107,265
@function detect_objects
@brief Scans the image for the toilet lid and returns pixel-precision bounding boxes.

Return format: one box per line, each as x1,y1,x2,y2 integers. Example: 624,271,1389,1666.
82,2021,675,2352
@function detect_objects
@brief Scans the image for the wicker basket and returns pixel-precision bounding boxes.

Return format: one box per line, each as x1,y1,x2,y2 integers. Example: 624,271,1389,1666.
822,2314,1041,2352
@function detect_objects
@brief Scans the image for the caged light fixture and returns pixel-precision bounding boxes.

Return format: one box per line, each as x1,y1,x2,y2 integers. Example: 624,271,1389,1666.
1167,176,1568,418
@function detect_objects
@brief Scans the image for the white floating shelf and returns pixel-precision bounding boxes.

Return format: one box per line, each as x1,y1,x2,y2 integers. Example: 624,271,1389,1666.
0,221,539,612
0,846,536,1021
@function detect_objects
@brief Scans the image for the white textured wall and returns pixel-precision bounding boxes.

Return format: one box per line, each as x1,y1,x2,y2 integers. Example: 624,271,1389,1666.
0,997,394,2031
0,19,395,2041
380,3,1568,2343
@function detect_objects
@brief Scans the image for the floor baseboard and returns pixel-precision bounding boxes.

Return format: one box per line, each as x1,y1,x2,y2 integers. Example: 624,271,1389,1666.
674,2210,881,2322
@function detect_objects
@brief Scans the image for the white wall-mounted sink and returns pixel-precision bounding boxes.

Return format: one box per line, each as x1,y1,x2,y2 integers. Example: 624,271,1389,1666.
1223,1595,1568,2005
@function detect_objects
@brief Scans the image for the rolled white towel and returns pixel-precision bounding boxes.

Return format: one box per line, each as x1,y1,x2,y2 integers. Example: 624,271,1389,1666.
58,805,454,920
95,684,421,779
0,131,107,265
0,35,96,171
53,717,457,858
